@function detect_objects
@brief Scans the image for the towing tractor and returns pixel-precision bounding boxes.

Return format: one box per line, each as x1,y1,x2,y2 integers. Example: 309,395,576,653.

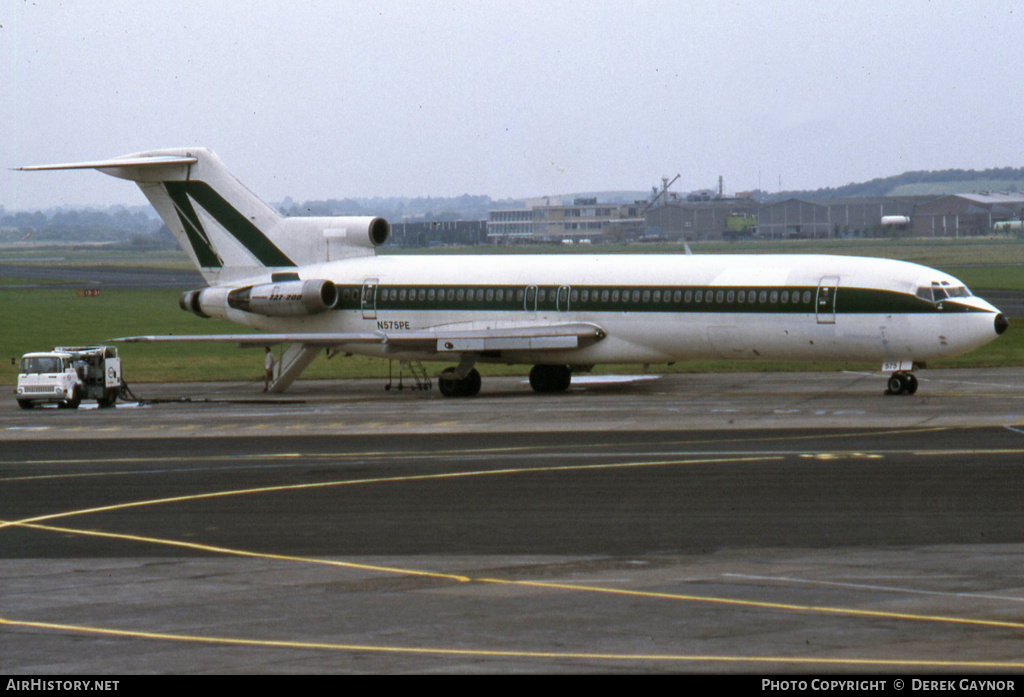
16,346,123,409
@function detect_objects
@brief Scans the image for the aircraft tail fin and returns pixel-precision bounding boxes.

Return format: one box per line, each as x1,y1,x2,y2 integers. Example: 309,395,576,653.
20,148,391,284
20,149,295,284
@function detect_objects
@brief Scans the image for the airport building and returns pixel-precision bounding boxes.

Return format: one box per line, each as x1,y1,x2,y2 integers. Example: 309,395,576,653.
486,185,1024,245
754,197,930,239
911,193,1024,238
388,219,488,247
488,197,646,244
644,196,758,241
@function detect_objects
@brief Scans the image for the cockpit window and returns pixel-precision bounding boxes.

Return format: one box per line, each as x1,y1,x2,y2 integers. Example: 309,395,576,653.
917,281,972,302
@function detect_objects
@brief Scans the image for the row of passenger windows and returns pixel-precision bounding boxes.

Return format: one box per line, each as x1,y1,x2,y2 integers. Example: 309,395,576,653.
338,286,816,306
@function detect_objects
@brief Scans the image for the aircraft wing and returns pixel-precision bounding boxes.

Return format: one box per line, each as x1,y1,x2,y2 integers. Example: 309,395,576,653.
110,322,606,353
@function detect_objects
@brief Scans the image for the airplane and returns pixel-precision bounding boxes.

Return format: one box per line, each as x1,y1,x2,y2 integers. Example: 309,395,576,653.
19,148,1008,397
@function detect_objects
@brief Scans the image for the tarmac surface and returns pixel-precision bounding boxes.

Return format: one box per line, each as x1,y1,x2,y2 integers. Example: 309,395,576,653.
3,369,1024,673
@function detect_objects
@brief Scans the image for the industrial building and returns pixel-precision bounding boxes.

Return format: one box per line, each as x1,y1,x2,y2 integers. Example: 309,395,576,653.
911,193,1024,238
483,183,1024,245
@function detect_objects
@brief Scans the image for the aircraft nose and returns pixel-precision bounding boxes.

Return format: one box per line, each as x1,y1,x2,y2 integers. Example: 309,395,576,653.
995,313,1009,335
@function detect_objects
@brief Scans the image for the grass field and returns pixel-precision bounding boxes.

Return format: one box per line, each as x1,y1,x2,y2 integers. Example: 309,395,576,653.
1,239,1021,385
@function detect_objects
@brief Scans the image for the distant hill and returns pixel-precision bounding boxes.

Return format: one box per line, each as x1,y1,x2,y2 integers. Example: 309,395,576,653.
766,167,1024,202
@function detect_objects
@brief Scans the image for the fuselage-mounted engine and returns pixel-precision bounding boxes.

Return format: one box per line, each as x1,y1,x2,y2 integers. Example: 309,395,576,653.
180,279,338,319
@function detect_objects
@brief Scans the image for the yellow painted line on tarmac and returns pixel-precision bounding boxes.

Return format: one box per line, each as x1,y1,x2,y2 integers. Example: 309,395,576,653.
477,578,1024,632
2,616,1022,669
10,512,1024,635
7,520,470,582
0,455,783,530
7,446,1024,662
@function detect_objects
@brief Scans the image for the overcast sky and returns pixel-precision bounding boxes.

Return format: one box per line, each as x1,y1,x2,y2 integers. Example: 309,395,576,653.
2,0,1022,210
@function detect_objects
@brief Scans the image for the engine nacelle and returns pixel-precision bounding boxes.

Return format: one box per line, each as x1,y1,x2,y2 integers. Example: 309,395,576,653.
229,279,338,316
180,280,338,319
322,216,390,249
179,288,210,318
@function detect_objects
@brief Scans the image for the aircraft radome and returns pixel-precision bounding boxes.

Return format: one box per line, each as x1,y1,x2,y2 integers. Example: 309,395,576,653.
20,149,1008,397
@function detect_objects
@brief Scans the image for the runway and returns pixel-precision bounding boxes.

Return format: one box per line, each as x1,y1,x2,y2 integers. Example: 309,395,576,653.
3,370,1024,673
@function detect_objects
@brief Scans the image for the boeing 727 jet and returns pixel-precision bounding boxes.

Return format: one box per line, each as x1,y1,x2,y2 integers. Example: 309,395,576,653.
20,148,1008,396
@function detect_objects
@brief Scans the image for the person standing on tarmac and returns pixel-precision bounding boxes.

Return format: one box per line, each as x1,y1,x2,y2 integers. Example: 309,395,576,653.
263,347,275,392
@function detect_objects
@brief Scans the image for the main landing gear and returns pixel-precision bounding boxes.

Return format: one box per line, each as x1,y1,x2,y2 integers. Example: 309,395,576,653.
438,367,481,397
437,363,574,397
529,365,571,394
885,371,918,396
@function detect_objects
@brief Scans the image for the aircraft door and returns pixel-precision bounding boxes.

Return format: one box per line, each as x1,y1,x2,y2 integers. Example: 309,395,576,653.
524,285,538,312
816,276,839,324
361,278,378,320
557,285,571,311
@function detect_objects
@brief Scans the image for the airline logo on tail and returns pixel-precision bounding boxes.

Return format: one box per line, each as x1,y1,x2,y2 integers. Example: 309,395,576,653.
164,181,295,269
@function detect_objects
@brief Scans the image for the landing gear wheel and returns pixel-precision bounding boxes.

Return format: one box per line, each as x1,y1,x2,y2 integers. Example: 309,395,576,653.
438,367,481,398
904,373,918,395
885,372,918,396
529,365,572,394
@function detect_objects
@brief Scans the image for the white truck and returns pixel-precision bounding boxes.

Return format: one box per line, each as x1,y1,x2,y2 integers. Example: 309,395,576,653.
15,346,122,409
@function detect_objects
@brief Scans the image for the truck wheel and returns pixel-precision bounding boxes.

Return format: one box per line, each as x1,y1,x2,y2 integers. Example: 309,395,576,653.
17,400,34,410
65,388,82,410
97,390,117,408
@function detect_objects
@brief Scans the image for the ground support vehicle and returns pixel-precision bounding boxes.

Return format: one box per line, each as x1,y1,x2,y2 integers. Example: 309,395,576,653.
16,346,123,409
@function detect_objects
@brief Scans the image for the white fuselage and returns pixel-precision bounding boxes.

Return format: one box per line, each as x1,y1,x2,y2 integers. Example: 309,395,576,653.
203,253,1004,368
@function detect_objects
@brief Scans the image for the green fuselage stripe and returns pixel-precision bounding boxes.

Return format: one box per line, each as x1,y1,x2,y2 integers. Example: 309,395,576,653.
326,284,978,315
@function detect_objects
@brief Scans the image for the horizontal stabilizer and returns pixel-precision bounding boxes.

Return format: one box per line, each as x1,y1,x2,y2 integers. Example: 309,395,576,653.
16,155,198,172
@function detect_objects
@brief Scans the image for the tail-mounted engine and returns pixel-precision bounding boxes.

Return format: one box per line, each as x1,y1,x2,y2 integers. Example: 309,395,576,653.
180,279,338,318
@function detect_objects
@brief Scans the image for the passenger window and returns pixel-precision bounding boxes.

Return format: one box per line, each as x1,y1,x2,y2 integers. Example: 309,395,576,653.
653,290,661,303
715,290,724,303
695,290,703,302
726,290,735,303
759,290,768,303
683,290,691,303
781,290,789,303
612,290,620,302
738,290,746,303
801,290,811,304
